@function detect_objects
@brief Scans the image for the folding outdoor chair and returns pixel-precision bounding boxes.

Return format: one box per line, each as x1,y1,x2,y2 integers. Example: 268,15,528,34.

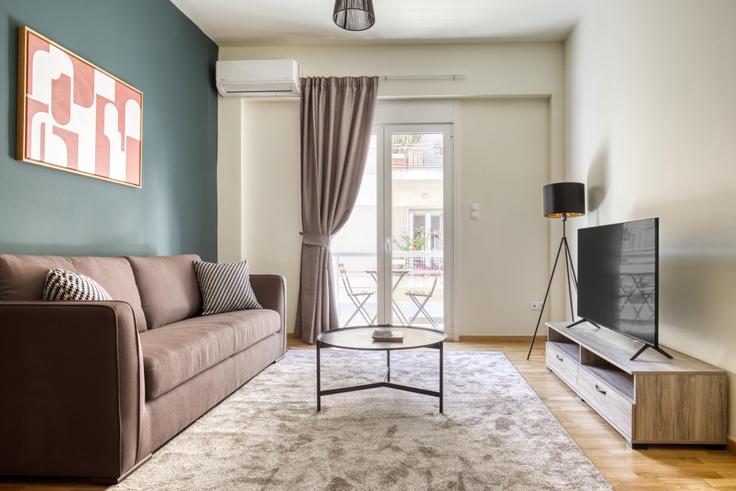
338,263,376,326
406,273,440,329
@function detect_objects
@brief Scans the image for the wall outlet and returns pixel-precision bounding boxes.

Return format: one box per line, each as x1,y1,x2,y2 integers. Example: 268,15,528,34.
530,301,543,311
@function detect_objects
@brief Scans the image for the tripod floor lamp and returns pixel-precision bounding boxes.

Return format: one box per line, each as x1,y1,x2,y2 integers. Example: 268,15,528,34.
527,182,585,360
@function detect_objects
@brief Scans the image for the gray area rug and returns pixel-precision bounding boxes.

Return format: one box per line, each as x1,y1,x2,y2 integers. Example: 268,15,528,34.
116,349,611,490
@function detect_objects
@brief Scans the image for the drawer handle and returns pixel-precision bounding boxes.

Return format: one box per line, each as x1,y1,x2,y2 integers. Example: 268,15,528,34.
555,354,564,362
594,384,607,396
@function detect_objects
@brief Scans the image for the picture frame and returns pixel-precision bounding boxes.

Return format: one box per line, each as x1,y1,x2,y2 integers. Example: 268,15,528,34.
16,26,143,188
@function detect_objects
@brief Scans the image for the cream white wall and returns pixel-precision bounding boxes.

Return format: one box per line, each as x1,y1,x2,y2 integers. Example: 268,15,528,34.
217,42,566,336
242,100,302,331
458,98,550,335
217,97,246,262
565,0,736,439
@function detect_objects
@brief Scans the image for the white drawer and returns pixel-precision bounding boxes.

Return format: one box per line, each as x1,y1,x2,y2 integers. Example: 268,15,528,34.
546,343,578,387
577,368,633,439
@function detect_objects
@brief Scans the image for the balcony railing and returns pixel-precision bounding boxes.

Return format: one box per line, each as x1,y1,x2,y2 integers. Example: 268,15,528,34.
391,146,443,169
332,250,443,273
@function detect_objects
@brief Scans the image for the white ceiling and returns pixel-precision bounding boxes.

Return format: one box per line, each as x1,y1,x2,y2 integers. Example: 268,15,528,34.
171,0,584,46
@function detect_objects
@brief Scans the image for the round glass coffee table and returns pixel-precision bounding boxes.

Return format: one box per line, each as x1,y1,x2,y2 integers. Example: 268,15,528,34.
316,325,447,412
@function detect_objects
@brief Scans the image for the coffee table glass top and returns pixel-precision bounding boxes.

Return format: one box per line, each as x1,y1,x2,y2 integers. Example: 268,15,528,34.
317,325,447,351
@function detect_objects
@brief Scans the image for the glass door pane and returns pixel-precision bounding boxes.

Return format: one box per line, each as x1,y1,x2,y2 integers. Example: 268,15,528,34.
388,128,448,330
332,133,378,327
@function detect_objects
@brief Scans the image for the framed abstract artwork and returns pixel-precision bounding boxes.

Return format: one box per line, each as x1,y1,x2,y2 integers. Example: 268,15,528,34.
16,26,143,188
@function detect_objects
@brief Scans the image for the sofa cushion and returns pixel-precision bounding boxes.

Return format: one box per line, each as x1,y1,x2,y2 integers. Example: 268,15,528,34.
227,309,280,353
139,309,280,400
127,255,202,329
0,254,147,331
194,260,262,315
139,321,234,401
43,268,113,301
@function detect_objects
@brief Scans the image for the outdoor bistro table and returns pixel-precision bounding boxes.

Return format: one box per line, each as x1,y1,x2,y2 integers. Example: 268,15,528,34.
316,325,447,412
365,269,410,324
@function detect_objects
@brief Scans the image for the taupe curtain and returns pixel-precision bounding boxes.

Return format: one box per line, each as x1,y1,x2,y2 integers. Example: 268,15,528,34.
295,76,379,343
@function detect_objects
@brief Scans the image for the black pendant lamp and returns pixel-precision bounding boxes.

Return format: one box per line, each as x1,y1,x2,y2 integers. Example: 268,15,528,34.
333,0,375,31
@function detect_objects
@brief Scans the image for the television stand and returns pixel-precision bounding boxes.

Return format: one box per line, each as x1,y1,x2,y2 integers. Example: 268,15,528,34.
629,343,673,361
545,321,727,448
565,318,601,329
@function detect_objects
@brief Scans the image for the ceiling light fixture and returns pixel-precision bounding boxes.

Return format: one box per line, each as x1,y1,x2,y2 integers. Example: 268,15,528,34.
333,0,375,32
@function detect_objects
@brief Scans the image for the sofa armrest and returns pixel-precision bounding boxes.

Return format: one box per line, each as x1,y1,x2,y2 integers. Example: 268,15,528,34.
250,274,287,355
0,301,144,481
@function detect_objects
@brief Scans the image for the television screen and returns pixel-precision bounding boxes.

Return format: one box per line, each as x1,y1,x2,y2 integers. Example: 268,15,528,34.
577,218,658,346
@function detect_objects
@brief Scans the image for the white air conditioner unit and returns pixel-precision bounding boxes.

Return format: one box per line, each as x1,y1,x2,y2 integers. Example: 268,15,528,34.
216,59,300,98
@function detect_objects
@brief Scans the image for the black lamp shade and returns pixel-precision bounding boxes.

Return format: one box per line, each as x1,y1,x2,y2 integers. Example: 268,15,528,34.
543,182,585,218
333,0,375,31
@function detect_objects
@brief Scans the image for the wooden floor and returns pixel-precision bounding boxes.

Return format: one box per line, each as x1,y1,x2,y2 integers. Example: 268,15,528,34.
2,340,734,490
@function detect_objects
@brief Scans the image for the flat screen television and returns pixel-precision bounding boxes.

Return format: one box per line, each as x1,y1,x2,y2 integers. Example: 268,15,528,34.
577,218,670,360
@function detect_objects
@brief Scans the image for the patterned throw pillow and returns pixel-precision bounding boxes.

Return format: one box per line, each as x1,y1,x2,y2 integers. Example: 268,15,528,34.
194,260,262,315
42,268,112,301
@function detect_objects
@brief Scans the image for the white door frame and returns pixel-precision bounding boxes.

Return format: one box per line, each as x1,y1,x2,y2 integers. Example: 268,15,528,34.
375,123,454,338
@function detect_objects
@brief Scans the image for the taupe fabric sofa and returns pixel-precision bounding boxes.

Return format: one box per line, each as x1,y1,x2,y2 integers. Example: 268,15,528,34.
0,254,286,483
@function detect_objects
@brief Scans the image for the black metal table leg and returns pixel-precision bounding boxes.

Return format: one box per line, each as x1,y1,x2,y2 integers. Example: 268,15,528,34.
316,336,446,412
439,342,444,413
316,341,321,412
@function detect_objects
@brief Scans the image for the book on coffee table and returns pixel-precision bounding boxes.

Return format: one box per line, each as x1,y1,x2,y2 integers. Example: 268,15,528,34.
372,328,404,342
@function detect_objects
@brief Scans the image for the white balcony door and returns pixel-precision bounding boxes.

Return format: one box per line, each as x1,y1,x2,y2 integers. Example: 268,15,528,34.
382,124,453,333
332,123,453,336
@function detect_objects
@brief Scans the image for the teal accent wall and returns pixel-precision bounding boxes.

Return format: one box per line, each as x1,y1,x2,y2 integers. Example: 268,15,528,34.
0,0,218,259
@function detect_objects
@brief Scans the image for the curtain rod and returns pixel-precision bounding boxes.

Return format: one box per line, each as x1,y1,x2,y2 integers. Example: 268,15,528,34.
379,74,468,81
302,74,468,81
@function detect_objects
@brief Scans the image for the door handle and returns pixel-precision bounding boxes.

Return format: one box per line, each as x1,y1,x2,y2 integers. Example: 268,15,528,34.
555,354,563,362
594,384,607,396
385,238,392,254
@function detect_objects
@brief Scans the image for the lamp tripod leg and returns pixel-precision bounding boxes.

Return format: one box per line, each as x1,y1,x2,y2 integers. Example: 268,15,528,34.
527,237,565,360
563,238,578,290
563,240,574,322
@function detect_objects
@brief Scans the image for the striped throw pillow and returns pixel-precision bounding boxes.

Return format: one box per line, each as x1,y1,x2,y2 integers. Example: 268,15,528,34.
194,260,262,315
42,268,112,301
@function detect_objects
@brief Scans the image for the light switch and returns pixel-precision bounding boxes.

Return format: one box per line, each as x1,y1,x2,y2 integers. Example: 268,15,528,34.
470,203,480,220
